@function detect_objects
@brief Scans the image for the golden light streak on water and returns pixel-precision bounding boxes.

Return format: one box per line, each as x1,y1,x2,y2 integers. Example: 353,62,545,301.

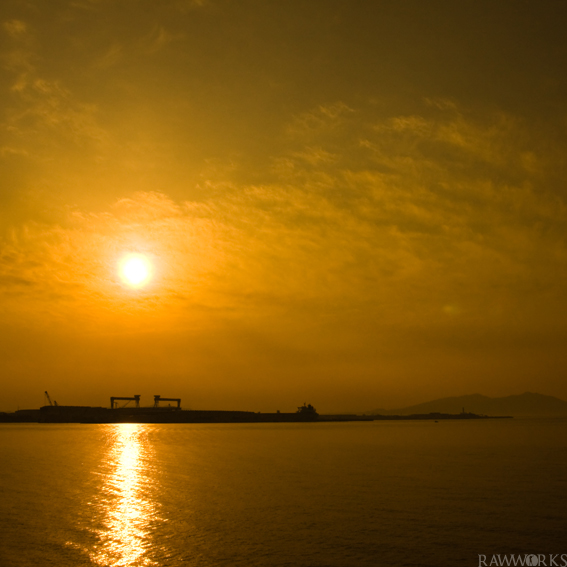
89,424,158,567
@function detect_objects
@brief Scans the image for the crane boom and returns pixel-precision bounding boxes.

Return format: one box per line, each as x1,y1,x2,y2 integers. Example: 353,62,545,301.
153,395,181,409
110,395,141,409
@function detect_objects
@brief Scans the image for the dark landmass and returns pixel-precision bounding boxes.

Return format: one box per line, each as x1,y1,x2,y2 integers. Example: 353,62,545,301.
0,409,42,423
0,404,511,424
0,404,320,424
319,412,510,421
368,392,567,417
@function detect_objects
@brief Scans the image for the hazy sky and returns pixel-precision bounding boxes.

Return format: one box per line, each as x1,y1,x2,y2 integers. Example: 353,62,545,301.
2,0,567,412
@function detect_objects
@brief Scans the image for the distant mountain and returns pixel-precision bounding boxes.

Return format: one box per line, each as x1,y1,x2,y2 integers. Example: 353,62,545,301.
368,392,567,417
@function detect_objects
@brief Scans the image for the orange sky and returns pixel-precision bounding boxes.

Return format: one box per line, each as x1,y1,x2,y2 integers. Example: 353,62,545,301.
2,1,567,412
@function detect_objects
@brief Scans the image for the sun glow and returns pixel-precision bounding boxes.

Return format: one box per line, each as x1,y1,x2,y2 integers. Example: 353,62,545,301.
120,255,152,287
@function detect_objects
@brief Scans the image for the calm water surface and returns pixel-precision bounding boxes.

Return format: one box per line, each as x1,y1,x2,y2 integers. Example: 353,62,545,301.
0,419,566,567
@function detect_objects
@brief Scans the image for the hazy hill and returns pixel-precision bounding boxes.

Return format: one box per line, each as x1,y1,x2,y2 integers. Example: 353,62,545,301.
368,392,567,417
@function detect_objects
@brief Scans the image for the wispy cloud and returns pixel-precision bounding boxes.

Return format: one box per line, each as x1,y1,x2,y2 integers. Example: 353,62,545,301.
2,100,566,340
3,19,27,37
1,19,35,92
1,18,108,158
1,92,567,407
286,102,355,141
141,25,185,54
0,96,565,373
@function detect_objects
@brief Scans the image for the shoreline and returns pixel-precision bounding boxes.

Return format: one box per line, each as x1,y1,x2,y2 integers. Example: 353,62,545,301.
0,406,512,424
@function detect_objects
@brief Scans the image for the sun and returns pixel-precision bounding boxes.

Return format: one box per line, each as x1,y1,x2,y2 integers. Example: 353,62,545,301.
120,255,152,287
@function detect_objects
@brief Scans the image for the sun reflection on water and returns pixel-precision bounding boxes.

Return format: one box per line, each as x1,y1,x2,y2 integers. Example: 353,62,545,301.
89,424,159,567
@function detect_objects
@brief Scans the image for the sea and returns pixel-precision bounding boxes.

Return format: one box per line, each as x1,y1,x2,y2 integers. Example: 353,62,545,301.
0,418,566,567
